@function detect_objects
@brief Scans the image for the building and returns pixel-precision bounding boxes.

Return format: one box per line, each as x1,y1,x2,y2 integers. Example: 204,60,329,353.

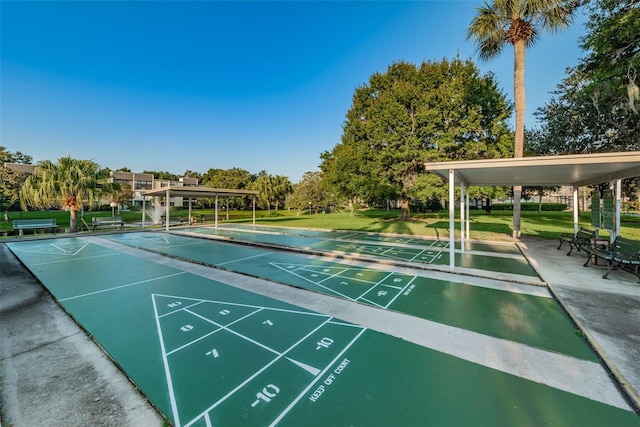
108,171,199,208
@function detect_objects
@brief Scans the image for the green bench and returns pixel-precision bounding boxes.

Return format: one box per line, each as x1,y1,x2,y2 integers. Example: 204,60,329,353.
557,227,596,256
13,219,57,235
583,236,640,282
92,216,124,231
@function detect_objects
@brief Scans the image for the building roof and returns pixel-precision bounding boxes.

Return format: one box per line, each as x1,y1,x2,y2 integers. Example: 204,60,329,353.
4,163,36,174
423,151,640,187
141,186,259,198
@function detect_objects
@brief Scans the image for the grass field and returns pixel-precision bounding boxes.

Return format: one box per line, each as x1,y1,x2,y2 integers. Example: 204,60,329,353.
3,207,640,241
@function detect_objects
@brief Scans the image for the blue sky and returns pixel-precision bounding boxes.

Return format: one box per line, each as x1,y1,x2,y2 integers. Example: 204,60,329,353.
1,1,587,183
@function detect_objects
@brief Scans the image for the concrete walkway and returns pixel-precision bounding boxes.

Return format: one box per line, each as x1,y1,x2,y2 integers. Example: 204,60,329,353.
519,237,640,412
2,235,640,424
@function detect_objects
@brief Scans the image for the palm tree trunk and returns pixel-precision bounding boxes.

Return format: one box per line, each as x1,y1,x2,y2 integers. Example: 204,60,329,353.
69,208,78,233
512,39,526,238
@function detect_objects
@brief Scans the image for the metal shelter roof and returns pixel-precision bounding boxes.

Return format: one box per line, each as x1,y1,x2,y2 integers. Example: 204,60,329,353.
423,151,640,187
141,186,258,198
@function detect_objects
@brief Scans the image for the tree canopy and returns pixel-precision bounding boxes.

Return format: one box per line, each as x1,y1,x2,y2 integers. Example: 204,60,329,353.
1,146,33,218
321,58,513,219
20,156,101,233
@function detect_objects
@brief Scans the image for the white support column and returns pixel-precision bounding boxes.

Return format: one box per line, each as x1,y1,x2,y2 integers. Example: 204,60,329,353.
573,186,579,233
165,189,170,232
459,181,465,253
466,187,470,242
226,199,229,222
615,179,622,240
253,196,256,225
215,194,219,229
449,169,455,270
142,196,146,228
188,198,192,225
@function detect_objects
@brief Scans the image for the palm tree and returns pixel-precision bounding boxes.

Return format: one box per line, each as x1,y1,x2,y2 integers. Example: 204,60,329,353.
467,0,576,237
20,156,101,233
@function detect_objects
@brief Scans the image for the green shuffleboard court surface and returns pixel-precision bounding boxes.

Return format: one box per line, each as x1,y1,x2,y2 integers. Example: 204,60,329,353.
185,225,538,277
6,236,639,426
105,232,591,360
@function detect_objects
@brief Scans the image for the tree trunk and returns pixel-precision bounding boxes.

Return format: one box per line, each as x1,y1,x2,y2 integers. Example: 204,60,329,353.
69,209,78,233
399,198,411,221
512,39,526,239
538,194,543,213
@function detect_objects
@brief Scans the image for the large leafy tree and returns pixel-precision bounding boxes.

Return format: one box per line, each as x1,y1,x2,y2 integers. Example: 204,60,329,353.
467,0,577,237
324,58,512,220
287,171,327,213
20,156,101,233
0,146,33,220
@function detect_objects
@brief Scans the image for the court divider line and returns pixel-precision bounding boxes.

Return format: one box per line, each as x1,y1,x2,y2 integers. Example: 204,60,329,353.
59,271,188,302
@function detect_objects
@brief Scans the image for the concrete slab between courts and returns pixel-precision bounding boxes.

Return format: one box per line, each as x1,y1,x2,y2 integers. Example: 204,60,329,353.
519,237,640,412
83,236,632,411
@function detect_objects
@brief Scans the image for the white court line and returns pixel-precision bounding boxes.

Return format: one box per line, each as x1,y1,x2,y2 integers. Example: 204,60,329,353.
166,328,223,357
58,271,188,302
152,294,182,427
317,268,351,284
217,251,273,266
269,328,367,427
23,251,123,266
158,300,206,318
270,263,355,301
166,307,264,356
385,276,418,308
183,318,334,427
184,307,281,356
152,292,329,317
355,271,394,301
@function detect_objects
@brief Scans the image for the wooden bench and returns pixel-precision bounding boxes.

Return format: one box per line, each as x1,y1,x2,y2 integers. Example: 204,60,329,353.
583,236,640,282
92,216,124,231
13,219,57,235
557,227,596,255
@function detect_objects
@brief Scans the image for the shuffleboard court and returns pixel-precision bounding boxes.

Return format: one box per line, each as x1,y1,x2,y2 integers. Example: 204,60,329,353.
184,225,538,278
6,237,639,426
106,232,592,361
223,224,523,255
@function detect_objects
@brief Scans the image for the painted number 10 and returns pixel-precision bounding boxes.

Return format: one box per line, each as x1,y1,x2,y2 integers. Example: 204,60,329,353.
251,384,280,407
316,337,334,350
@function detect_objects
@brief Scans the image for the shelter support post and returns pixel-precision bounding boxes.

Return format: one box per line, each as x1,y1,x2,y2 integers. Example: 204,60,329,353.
573,187,579,234
188,198,192,225
165,189,170,232
615,179,622,241
459,181,465,253
215,194,219,229
253,196,256,225
449,169,455,270
142,197,146,229
466,187,470,243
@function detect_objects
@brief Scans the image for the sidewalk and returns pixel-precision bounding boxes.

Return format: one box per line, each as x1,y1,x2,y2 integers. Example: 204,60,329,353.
519,236,640,411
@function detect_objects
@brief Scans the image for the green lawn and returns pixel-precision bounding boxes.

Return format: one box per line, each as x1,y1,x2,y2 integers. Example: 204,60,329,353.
4,207,640,241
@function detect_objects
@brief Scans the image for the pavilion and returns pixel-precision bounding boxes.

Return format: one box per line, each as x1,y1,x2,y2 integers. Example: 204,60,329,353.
140,186,259,231
423,151,640,270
